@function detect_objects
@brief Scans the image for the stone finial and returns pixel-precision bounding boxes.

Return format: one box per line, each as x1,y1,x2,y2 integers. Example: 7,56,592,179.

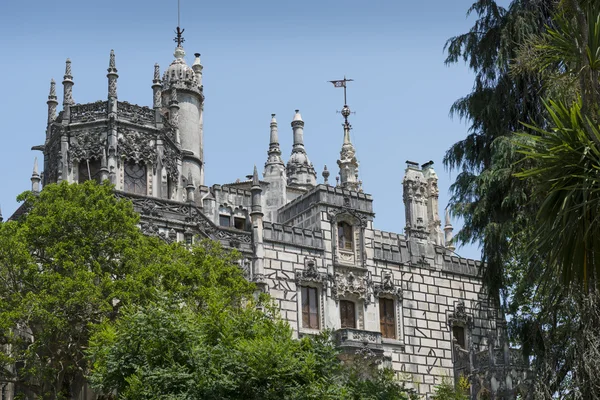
47,79,58,124
48,79,57,99
64,58,73,80
107,50,118,99
153,63,161,82
31,158,41,193
62,58,74,106
252,165,260,187
107,49,117,73
322,165,330,185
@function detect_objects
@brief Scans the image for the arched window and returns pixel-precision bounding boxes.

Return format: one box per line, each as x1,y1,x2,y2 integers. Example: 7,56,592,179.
78,159,101,184
340,300,356,328
337,221,353,251
124,161,147,195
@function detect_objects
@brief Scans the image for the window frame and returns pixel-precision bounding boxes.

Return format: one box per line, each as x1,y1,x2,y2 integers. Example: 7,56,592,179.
379,297,396,339
337,221,354,251
124,161,147,195
301,286,320,330
339,299,356,329
452,325,466,349
219,214,231,227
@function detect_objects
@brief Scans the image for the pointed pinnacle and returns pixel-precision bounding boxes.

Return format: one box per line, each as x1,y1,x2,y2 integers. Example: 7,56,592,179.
64,58,72,80
32,157,39,175
252,165,260,186
108,49,117,72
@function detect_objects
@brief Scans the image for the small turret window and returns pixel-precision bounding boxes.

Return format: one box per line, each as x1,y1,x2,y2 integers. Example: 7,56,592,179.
337,222,353,251
124,161,147,195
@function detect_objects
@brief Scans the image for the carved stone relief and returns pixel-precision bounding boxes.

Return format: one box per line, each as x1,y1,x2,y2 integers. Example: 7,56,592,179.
118,128,156,165
373,271,403,299
68,127,107,163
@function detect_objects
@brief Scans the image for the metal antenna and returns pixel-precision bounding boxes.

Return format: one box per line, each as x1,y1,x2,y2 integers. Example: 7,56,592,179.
178,0,181,27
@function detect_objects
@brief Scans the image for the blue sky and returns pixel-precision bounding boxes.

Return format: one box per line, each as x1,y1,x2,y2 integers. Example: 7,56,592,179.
0,0,504,260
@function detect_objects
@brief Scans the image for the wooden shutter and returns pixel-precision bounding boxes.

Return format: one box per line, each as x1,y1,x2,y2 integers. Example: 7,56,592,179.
379,298,396,339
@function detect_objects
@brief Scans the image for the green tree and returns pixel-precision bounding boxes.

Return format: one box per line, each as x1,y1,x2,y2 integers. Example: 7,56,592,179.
88,278,418,399
0,182,234,398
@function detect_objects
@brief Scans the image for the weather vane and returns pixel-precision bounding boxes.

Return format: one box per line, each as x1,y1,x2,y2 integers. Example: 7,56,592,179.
174,0,185,46
329,76,355,124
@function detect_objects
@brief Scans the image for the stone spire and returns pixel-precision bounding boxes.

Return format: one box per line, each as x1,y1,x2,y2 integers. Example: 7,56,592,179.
265,114,284,169
185,170,196,203
152,63,162,109
31,158,41,193
263,114,287,222
62,58,74,107
107,49,118,100
47,79,58,124
286,110,317,189
444,207,455,252
336,104,360,191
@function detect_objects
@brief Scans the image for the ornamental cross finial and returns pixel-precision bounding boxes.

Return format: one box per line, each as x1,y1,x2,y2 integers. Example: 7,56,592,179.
174,26,185,47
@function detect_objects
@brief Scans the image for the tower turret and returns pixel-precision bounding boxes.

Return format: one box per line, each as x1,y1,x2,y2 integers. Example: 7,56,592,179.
286,110,316,189
162,31,205,191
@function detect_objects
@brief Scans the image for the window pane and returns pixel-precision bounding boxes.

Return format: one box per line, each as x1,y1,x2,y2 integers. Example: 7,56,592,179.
219,215,231,227
233,217,246,230
340,300,355,328
124,162,147,195
78,159,102,184
302,287,319,329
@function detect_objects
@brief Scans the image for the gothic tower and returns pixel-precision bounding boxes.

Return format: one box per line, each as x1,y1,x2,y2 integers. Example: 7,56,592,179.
161,33,205,191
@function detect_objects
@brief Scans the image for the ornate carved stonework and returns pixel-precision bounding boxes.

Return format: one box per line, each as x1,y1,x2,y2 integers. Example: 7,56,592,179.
118,102,155,125
331,270,372,305
295,258,327,284
328,207,368,228
118,128,156,164
448,301,473,329
162,144,180,181
68,127,106,162
70,102,108,123
373,271,403,299
45,136,62,184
